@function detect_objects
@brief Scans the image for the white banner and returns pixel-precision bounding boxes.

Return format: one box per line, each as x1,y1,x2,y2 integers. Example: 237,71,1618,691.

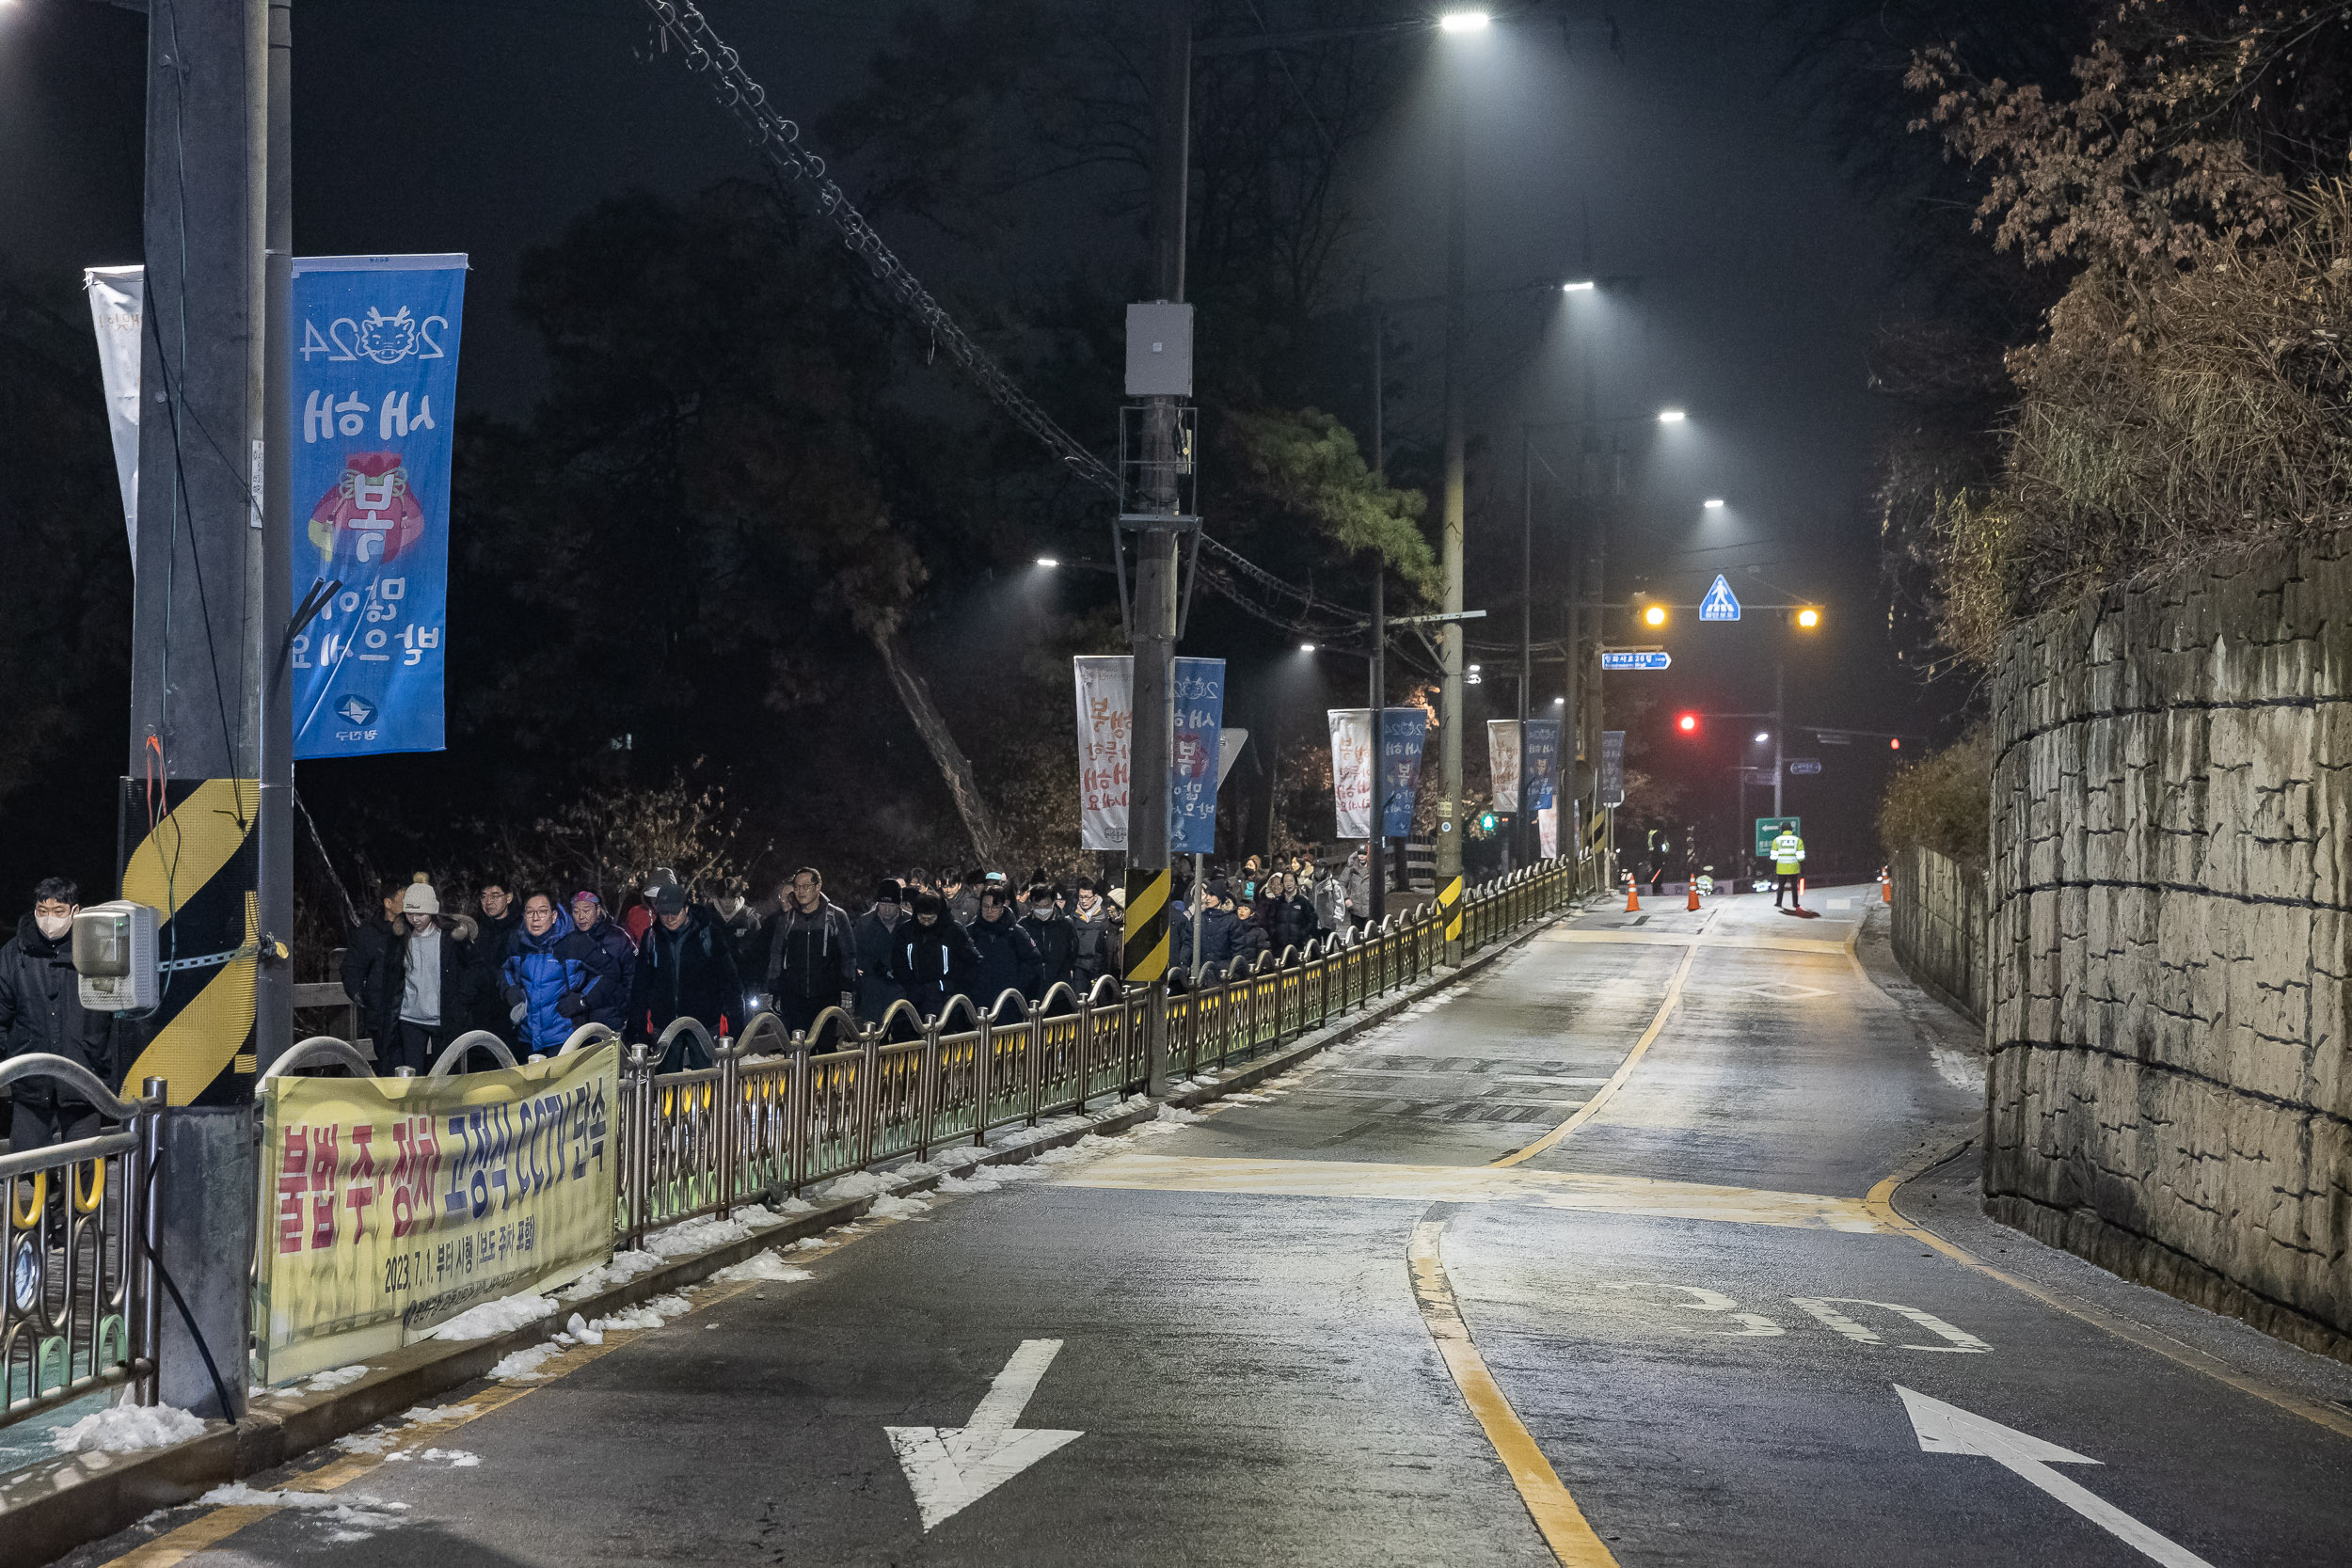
1487,720,1522,813
84,265,144,562
1075,656,1132,851
1329,708,1374,839
1538,803,1558,859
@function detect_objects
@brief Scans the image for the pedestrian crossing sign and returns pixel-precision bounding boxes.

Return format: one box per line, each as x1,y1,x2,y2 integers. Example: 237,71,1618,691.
1700,575,1742,622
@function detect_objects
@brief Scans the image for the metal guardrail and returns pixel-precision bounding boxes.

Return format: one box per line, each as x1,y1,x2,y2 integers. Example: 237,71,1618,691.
0,1059,164,1432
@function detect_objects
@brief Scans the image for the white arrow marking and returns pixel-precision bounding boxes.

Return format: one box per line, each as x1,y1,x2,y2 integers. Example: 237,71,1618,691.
1895,1386,2217,1568
887,1339,1083,1531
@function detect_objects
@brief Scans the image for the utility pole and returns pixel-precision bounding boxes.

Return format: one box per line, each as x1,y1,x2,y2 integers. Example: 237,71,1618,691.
1368,309,1387,922
118,0,290,1421
1772,659,1785,818
1435,54,1468,906
1518,427,1533,869
1127,0,1190,1097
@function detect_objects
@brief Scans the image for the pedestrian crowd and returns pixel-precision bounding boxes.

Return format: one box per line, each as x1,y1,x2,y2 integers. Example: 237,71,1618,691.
0,846,1387,1153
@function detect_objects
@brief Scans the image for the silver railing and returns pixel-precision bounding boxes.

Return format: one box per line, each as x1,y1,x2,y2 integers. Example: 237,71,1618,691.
0,1059,165,1431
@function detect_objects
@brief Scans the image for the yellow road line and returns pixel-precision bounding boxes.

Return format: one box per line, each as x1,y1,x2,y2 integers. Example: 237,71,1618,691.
1061,1150,1882,1232
1492,941,1699,1168
1866,1143,2352,1445
1407,1218,1619,1567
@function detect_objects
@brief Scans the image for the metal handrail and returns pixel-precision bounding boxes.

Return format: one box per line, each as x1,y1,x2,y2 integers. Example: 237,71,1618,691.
0,1054,142,1121
262,1037,375,1080
427,1030,519,1077
558,1022,624,1056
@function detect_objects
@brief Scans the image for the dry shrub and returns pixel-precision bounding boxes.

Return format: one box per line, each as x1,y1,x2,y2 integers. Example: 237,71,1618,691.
1878,728,1993,869
1929,182,2352,660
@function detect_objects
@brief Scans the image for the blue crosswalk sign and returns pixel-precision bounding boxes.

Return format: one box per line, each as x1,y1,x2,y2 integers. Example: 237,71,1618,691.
1700,574,1742,622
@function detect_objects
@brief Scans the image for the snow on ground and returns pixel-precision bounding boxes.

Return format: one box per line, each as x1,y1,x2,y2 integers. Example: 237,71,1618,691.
865,1193,930,1220
198,1482,412,1544
384,1447,479,1467
558,1249,664,1299
714,1250,814,1284
807,1171,894,1202
302,1364,371,1393
487,1343,562,1383
643,1204,790,1259
591,1292,691,1333
50,1403,204,1454
1153,1103,1204,1124
428,1293,556,1341
398,1403,479,1425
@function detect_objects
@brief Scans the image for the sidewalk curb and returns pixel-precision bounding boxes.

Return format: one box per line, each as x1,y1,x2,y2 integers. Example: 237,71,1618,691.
0,898,1587,1568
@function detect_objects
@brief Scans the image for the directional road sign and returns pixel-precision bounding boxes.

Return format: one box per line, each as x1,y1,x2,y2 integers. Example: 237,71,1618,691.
1786,758,1821,776
1700,574,1742,622
1754,816,1800,857
1600,650,1672,672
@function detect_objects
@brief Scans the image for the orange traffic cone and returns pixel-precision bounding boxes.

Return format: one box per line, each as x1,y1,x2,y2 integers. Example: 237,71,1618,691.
1882,867,1893,903
1625,878,1641,912
1686,882,1701,911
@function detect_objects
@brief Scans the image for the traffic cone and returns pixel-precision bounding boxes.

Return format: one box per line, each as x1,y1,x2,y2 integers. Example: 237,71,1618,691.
1882,868,1893,903
1686,881,1701,911
1625,879,1641,912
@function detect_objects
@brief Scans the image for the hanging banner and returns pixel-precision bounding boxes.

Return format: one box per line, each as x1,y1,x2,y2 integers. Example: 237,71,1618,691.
1170,657,1226,855
1599,729,1627,808
1075,656,1133,851
83,266,145,562
1379,706,1428,839
254,1042,618,1386
289,254,467,760
1329,708,1374,839
1538,803,1559,859
1486,721,1522,813
1524,720,1561,812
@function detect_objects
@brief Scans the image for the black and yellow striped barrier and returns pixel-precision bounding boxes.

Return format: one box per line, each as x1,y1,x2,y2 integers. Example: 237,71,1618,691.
1439,875,1465,943
119,778,261,1106
1122,866,1171,983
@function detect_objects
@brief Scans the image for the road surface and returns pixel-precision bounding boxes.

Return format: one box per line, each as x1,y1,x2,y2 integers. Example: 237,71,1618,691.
73,886,2352,1567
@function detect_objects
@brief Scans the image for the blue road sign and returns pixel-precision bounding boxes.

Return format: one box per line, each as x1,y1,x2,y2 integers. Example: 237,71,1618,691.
1600,650,1672,671
1700,574,1741,622
1787,758,1822,775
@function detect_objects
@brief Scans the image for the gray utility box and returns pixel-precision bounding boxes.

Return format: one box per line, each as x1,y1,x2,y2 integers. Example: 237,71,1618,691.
1125,301,1195,397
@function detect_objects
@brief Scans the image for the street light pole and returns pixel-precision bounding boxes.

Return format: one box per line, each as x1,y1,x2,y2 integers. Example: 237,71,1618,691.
1518,425,1533,870
1368,309,1388,921
1436,52,1468,903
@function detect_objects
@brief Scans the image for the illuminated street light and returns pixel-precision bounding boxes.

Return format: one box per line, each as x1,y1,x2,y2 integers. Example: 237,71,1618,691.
1552,695,1565,705
1755,731,1771,744
1657,408,1687,424
1561,279,1596,293
1796,607,1820,629
1438,8,1491,31
1703,498,1725,510
1299,642,1317,653
1035,557,1059,568
1677,713,1699,733
1643,605,1667,628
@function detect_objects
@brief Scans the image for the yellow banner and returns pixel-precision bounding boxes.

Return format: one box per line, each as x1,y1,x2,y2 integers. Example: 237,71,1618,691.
254,1044,619,1385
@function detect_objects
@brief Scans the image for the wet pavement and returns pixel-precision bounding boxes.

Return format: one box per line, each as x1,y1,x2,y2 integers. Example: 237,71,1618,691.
71,886,2352,1567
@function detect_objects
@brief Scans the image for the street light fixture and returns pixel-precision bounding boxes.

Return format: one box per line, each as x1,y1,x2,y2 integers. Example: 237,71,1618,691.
1561,278,1596,293
1643,604,1668,628
1035,556,1059,568
1299,641,1317,654
1657,408,1687,424
1755,731,1771,744
1795,607,1820,628
1438,8,1491,31
1703,498,1725,510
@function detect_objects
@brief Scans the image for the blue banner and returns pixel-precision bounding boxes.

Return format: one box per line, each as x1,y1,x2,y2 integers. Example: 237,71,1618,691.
1170,657,1227,854
1524,720,1560,812
1379,706,1428,839
288,255,467,759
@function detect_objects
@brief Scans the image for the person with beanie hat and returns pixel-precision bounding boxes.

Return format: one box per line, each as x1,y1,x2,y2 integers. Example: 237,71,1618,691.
888,891,977,1020
852,879,911,1025
374,875,477,1074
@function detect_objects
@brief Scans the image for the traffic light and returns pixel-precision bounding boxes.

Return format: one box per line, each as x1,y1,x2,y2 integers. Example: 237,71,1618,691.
1890,737,1901,750
1478,811,1499,832
1677,713,1699,734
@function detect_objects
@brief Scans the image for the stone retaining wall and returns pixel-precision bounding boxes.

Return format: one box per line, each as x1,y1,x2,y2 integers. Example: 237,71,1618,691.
1986,536,2352,1357
1890,845,1986,1025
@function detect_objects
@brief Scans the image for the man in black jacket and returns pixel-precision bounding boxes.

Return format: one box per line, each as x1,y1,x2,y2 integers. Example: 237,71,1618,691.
851,879,910,1026
469,879,524,1050
0,878,118,1150
887,893,978,1020
1020,882,1078,999
629,876,742,1069
763,866,858,1045
967,886,1044,1010
340,879,406,1054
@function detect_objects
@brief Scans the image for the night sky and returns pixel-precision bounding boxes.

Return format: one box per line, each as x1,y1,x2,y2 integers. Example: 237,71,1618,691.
0,0,1964,882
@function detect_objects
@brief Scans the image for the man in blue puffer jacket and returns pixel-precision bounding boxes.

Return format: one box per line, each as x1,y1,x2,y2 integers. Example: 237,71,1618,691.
499,893,624,1055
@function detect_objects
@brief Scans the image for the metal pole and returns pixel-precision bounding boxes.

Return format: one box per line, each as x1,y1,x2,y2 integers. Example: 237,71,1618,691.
258,0,293,1072
1772,658,1785,819
1435,55,1467,895
1368,314,1389,922
1133,0,1190,1098
1518,425,1532,872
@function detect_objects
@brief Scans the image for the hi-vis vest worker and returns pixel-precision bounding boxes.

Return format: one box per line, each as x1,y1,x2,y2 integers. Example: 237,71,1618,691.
1772,832,1805,874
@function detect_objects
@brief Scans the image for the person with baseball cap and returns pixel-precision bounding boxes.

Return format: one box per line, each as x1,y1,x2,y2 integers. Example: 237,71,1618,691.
628,873,740,1069
852,879,911,1025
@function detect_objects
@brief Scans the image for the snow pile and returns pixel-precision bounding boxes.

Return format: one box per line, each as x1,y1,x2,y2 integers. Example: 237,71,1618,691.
714,1250,813,1285
428,1292,556,1341
558,1312,603,1347
930,1145,991,1170
488,1343,562,1382
385,1447,480,1468
643,1204,790,1259
198,1482,410,1542
866,1193,930,1220
559,1249,663,1299
935,1162,1050,1196
399,1402,479,1426
889,1160,945,1180
591,1292,691,1333
51,1402,204,1454
807,1170,894,1202
1225,1092,1272,1104
302,1364,371,1393
1154,1103,1203,1124
787,1236,830,1252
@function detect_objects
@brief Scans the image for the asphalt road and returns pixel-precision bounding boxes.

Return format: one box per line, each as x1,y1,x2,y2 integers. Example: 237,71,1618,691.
77,886,2352,1567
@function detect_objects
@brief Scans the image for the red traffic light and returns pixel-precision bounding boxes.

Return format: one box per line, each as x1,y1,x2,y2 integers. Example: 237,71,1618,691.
1677,713,1699,734
1889,736,1901,750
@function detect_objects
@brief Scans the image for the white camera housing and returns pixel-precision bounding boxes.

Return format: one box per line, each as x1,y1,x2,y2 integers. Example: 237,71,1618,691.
74,900,159,1011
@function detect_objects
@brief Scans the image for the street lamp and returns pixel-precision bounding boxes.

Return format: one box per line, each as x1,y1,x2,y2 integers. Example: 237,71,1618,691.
1755,731,1770,744
1035,556,1060,568
1657,407,1688,424
1795,607,1820,628
1702,498,1725,510
1438,8,1491,30
1299,641,1317,654
1561,278,1596,293
1643,604,1667,628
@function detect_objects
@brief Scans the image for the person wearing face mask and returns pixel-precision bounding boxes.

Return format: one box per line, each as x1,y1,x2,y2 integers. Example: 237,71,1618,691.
851,879,911,1025
1067,877,1113,990
0,878,119,1151
1019,882,1078,999
373,877,477,1075
967,886,1045,1009
887,892,977,1020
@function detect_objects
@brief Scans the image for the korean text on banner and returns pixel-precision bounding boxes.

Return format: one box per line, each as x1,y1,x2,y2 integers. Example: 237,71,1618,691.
290,254,467,760
1075,656,1134,851
1170,657,1226,855
83,266,145,560
1523,720,1560,811
1599,729,1627,808
1379,707,1428,838
1486,721,1522,813
1329,709,1374,839
255,1042,617,1386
